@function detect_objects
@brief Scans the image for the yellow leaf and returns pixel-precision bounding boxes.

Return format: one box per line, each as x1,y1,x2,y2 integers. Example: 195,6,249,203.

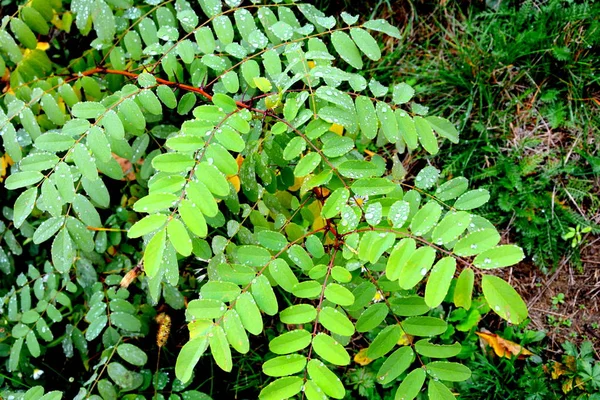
289,176,306,192
235,154,244,169
562,378,573,394
475,331,533,359
227,175,241,193
253,77,272,93
0,153,13,182
396,327,412,346
36,42,50,51
353,348,373,366
329,123,344,136
551,362,565,380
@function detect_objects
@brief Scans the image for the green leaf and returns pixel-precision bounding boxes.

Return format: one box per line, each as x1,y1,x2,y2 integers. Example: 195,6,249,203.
52,228,75,273
322,188,349,218
294,152,321,177
377,102,399,142
453,268,474,310
410,201,442,236
175,336,209,383
312,333,350,365
85,315,107,341
223,309,249,354
111,312,141,332
283,137,306,160
363,19,401,39
356,303,389,333
481,275,528,324
13,187,37,228
152,153,195,173
33,133,72,153
167,218,192,256
186,299,226,320
414,116,438,155
178,199,208,238
307,359,345,399
144,229,166,278
120,98,146,130
473,245,525,269
386,238,416,281
392,83,415,105
319,306,354,336
426,361,472,382
41,94,65,125
431,211,471,245
269,259,298,292
4,171,44,190
414,339,461,358
8,337,23,372
453,228,501,257
107,362,143,391
292,280,322,298
359,231,395,264
196,162,229,197
209,325,232,372
316,86,354,111
26,330,40,357
425,257,456,308
355,96,378,139
324,283,355,306
331,31,363,69
33,216,64,244
350,28,381,61
280,304,317,325
258,377,303,400
235,245,271,267
263,354,307,377
351,178,396,196
72,143,98,181
435,177,469,201
138,89,162,115
251,275,278,316
72,102,106,119
133,193,178,213
10,18,37,49
186,180,219,218
205,143,238,176
322,135,354,158
257,231,288,252
426,116,459,144
397,246,436,290
377,346,414,385
454,189,490,210
215,126,246,152
117,344,148,366
269,329,311,355
395,368,426,400
253,77,272,92
128,214,168,238
235,292,263,335
402,316,447,337
428,380,456,400
367,324,402,359
201,281,241,302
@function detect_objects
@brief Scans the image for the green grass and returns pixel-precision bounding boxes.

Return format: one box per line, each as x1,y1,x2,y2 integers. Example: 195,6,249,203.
367,0,600,270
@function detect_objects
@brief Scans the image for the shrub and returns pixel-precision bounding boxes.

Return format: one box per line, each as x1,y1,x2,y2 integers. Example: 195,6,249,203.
0,0,528,398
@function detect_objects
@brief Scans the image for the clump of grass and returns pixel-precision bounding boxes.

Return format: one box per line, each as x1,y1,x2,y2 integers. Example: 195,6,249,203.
376,0,600,269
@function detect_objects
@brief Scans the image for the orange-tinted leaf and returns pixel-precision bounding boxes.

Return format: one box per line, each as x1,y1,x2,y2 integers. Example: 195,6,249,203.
353,348,373,366
475,330,533,359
